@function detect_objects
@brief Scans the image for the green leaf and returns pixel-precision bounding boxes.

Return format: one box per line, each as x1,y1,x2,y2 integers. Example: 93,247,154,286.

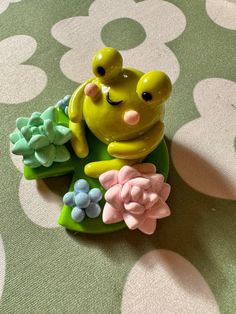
35,144,56,167
16,117,29,130
12,138,34,156
28,134,50,149
54,145,71,162
53,125,72,145
23,154,41,168
40,106,57,122
9,132,23,144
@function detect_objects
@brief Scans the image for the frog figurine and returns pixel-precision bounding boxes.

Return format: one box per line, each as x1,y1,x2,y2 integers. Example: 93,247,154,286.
69,47,172,178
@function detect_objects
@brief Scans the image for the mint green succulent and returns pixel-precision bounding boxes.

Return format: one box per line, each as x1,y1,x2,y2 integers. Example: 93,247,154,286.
10,107,72,168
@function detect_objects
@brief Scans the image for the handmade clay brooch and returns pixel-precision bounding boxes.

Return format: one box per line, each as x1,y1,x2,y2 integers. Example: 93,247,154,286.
10,47,172,235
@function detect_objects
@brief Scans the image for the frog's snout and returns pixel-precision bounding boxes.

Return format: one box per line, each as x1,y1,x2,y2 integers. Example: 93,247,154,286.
124,110,140,126
84,83,100,99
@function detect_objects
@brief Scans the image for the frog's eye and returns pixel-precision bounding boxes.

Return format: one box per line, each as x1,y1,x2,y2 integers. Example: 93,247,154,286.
142,92,152,102
137,71,172,106
92,47,123,83
96,66,106,76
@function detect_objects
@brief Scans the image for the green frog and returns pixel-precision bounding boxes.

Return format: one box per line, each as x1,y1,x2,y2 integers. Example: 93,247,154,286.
69,47,172,178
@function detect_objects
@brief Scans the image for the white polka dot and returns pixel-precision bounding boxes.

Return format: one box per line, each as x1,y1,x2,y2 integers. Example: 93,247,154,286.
122,249,219,314
0,236,6,300
206,0,236,30
51,0,186,84
172,78,236,200
0,35,47,104
0,0,20,15
19,177,62,228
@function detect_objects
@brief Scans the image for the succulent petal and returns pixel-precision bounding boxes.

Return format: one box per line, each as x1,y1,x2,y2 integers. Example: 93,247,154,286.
54,145,70,162
53,125,71,145
40,106,57,122
9,132,23,144
16,117,29,130
11,138,33,156
28,134,50,149
23,155,41,168
44,119,54,142
35,144,56,167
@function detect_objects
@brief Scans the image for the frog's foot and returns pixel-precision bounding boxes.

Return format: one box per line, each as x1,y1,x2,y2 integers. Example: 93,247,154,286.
84,158,142,178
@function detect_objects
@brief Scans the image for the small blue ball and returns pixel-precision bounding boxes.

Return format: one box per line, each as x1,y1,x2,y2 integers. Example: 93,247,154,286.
85,203,101,218
63,192,75,207
71,207,85,222
74,179,90,193
57,100,63,107
89,188,102,203
75,191,90,208
63,95,71,103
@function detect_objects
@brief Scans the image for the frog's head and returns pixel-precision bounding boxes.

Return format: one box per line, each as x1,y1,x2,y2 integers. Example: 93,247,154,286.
72,47,172,143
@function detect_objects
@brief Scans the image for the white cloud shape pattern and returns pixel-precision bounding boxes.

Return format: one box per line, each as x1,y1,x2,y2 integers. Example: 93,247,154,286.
206,0,236,30
122,249,219,314
19,178,62,228
0,236,6,300
0,0,21,15
10,149,61,228
0,35,47,104
171,78,236,200
51,0,186,84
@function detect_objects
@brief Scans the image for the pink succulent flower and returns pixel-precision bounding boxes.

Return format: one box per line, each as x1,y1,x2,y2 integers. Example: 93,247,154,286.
99,163,171,235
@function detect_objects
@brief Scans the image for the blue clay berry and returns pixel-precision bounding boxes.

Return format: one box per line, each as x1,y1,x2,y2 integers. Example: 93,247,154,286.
71,207,85,222
63,192,75,207
75,191,90,208
89,188,102,203
74,179,90,193
85,203,101,218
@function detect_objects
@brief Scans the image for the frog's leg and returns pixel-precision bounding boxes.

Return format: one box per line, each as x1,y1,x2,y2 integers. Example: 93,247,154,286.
84,122,164,178
108,121,164,159
84,158,142,178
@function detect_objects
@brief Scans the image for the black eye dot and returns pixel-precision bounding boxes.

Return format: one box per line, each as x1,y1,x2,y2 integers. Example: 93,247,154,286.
97,66,106,76
142,92,152,101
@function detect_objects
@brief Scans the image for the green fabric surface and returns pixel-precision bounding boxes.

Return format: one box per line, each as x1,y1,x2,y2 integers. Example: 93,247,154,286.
0,0,235,313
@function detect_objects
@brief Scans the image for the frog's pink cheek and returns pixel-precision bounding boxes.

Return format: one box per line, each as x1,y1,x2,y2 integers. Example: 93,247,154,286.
123,110,140,125
84,83,100,99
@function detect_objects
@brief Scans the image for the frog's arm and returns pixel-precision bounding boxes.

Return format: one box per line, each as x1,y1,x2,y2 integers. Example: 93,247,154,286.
69,120,88,158
68,78,92,158
108,121,164,159
68,78,93,123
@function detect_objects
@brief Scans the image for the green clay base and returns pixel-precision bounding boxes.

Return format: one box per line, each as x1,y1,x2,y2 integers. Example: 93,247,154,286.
24,110,169,234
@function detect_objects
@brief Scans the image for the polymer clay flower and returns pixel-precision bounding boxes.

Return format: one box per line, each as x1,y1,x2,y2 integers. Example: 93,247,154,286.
51,0,186,83
56,95,71,116
99,164,171,235
63,179,102,222
10,106,72,168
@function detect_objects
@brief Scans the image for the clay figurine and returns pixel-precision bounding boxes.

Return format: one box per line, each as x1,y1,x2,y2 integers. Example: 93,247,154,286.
69,47,172,178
